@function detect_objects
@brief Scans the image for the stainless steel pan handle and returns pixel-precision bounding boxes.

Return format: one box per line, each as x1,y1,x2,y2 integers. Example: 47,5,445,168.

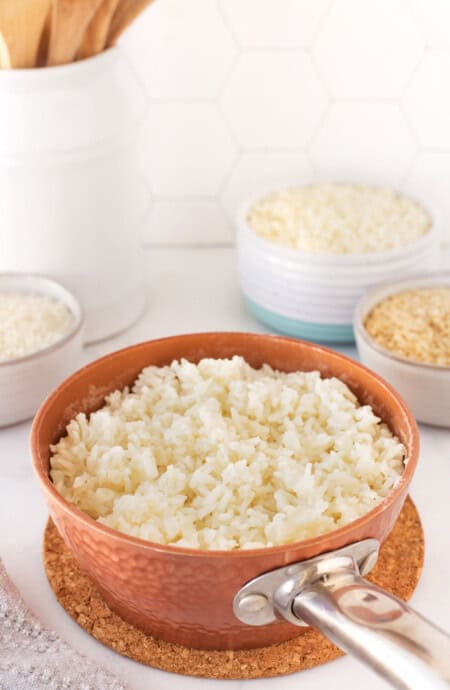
293,572,450,690
234,539,450,690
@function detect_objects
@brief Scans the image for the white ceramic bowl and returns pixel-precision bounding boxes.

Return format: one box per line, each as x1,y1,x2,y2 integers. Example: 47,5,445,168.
0,274,83,427
237,186,439,343
354,272,450,428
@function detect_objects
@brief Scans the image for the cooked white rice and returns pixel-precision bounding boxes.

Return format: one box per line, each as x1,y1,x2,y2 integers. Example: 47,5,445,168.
50,356,405,550
247,183,431,254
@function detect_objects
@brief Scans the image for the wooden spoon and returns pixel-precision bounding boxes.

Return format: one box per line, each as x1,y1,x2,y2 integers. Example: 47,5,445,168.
0,31,10,69
36,6,52,67
78,0,120,60
0,0,51,68
47,0,103,66
106,0,154,46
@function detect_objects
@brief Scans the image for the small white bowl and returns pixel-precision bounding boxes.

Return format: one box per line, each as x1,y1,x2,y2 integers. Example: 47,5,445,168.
354,272,450,428
0,274,83,427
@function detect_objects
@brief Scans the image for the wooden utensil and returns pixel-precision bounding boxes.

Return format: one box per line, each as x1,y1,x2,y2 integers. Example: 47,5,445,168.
36,6,52,67
78,0,120,60
0,31,10,68
106,0,154,46
0,0,51,68
47,0,103,66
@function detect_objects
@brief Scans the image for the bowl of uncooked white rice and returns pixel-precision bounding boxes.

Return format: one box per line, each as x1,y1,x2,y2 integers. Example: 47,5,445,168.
0,273,83,427
32,333,418,649
237,182,438,343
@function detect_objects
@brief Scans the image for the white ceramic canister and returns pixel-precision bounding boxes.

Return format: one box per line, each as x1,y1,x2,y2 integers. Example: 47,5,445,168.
0,49,148,343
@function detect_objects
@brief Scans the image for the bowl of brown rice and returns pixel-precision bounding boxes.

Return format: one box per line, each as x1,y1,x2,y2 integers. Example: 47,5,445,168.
355,272,450,427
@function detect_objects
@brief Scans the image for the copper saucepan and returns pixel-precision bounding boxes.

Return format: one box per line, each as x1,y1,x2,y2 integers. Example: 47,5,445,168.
30,333,450,689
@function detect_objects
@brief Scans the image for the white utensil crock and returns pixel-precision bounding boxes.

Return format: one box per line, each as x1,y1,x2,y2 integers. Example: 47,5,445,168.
0,48,148,343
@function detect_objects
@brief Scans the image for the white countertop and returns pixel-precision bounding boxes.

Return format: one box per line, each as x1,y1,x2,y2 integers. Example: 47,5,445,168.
1,247,449,690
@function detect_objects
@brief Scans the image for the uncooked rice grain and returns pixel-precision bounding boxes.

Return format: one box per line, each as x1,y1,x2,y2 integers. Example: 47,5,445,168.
247,183,431,254
50,357,405,550
0,292,75,363
364,287,450,366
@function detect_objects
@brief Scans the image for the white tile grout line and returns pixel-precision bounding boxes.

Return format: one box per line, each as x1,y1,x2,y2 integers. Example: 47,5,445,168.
142,242,450,252
405,0,430,51
146,96,220,106
306,98,333,163
143,242,234,250
148,194,226,204
216,0,333,52
218,145,310,155
319,97,407,105
398,148,421,189
398,40,428,156
216,39,241,105
399,99,423,156
216,152,240,201
223,45,329,54
308,50,333,102
315,0,336,38
400,44,428,101
215,0,243,51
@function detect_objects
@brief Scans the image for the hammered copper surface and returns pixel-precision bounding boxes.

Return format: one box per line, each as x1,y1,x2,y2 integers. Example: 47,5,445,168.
31,333,419,650
43,496,424,679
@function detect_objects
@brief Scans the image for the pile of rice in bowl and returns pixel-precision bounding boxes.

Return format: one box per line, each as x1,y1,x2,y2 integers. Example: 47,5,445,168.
246,183,431,254
50,356,405,550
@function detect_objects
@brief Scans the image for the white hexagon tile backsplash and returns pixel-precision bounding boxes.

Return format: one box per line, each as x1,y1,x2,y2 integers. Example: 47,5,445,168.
142,104,237,197
314,0,425,100
310,104,417,185
221,52,328,149
120,0,450,247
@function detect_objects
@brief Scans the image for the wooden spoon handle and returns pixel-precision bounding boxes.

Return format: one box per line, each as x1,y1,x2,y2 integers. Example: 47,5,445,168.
0,0,51,68
36,6,52,67
47,0,103,66
78,0,120,60
0,30,10,68
106,0,154,46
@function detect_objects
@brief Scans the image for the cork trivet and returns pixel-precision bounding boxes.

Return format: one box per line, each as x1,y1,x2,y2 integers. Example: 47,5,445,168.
43,497,424,680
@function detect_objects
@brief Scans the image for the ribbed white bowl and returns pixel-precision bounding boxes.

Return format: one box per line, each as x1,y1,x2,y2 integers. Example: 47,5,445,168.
237,186,440,342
